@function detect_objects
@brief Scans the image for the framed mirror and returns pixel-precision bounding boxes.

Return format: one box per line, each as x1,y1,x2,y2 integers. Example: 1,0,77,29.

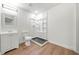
4,14,16,25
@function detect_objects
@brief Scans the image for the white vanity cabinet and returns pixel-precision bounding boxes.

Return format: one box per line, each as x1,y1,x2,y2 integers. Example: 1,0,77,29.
0,32,19,54
0,3,19,54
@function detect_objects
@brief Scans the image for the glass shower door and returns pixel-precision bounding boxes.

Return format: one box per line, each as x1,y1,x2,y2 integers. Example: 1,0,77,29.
30,12,47,39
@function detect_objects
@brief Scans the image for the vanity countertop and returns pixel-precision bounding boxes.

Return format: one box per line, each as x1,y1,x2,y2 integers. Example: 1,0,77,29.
0,31,18,34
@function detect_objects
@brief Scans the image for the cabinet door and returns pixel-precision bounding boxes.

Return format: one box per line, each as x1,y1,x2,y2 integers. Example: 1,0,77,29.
1,34,19,54
9,34,19,49
1,34,11,53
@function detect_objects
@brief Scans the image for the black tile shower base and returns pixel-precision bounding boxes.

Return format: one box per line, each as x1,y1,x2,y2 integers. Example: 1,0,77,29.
32,37,48,44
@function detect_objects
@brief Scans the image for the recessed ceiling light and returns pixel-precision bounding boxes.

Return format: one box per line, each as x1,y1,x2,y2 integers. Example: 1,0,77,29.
35,10,38,14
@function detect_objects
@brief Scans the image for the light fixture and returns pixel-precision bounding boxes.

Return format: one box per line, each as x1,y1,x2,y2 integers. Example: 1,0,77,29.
2,0,20,7
2,4,17,15
2,0,20,12
2,4,17,11
34,10,38,14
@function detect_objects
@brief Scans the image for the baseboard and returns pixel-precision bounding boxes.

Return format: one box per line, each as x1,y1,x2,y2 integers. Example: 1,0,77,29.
0,52,2,55
74,50,79,54
48,40,78,53
0,51,6,55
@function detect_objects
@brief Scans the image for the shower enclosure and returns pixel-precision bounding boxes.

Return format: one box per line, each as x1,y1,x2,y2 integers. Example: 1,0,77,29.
30,12,48,46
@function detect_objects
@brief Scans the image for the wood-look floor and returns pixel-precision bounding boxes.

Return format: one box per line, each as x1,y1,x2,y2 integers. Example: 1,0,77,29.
4,42,78,55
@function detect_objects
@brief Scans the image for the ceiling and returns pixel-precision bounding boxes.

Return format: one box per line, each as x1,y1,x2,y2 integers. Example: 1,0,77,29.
18,3,60,12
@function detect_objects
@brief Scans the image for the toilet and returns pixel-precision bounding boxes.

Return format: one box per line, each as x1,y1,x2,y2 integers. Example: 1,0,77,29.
24,36,32,46
22,31,32,46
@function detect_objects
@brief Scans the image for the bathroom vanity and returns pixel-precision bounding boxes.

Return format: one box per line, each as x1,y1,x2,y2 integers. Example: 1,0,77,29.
0,31,19,54
0,4,19,54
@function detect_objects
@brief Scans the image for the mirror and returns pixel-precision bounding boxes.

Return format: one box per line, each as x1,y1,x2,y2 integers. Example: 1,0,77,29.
4,14,16,25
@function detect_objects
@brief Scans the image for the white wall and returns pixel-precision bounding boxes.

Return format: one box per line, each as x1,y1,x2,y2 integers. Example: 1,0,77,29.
76,3,79,52
17,8,30,32
0,1,2,51
17,8,30,43
48,3,76,51
0,1,1,32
